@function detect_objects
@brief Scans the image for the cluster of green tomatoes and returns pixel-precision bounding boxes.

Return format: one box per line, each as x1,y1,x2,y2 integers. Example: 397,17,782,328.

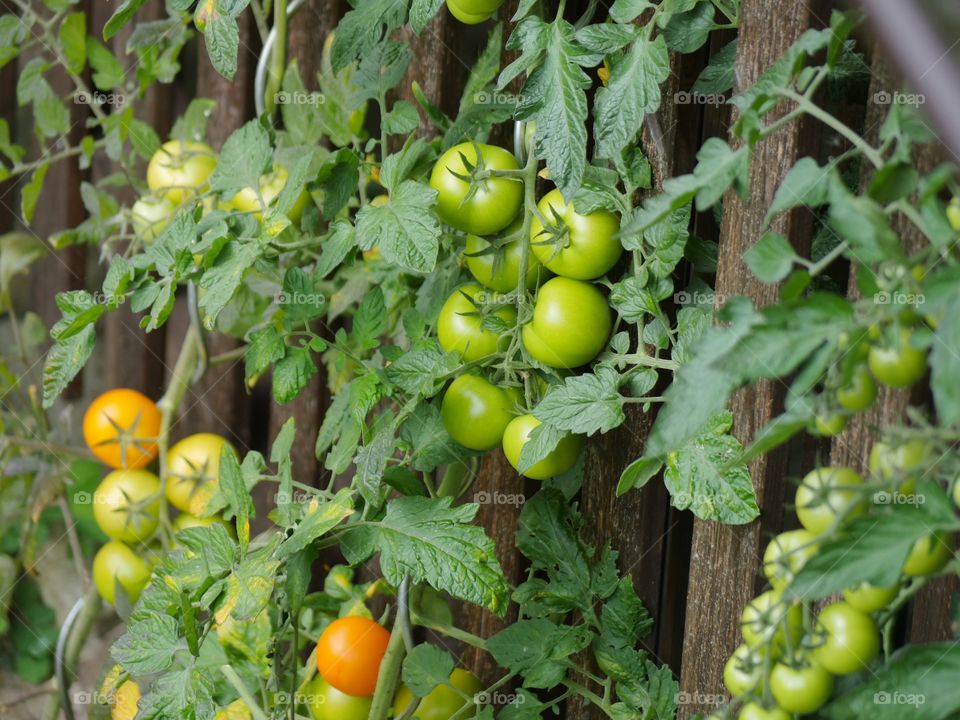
428,142,622,478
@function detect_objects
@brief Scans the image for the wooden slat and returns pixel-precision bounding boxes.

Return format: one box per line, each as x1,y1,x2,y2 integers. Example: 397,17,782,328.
677,2,823,714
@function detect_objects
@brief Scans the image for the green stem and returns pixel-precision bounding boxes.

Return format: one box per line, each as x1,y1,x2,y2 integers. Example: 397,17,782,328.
221,666,270,720
368,596,408,720
0,436,95,459
780,89,884,168
265,0,288,116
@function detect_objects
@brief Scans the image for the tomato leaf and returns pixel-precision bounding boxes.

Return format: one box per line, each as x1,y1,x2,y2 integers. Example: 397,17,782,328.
111,614,179,674
277,489,354,558
42,324,95,408
930,294,960,427
487,619,592,688
402,644,455,696
744,231,797,283
103,0,146,40
355,181,440,273
202,13,239,80
534,367,625,436
692,38,736,94
329,0,407,73
210,120,272,197
198,241,263,329
272,345,318,404
616,456,663,496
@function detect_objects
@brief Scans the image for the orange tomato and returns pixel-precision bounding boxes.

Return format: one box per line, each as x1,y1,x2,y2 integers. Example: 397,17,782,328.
83,389,162,469
316,616,390,697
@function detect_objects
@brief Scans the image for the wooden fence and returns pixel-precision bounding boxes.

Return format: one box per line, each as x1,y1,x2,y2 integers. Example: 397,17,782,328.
1,0,957,717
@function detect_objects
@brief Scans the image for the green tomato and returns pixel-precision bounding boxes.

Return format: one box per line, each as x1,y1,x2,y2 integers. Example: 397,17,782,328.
502,414,583,480
811,412,847,437
812,601,879,675
740,590,802,649
464,220,548,293
522,277,611,368
147,140,217,205
221,165,309,223
305,675,371,720
737,703,790,720
131,195,175,243
441,375,522,451
795,466,865,535
769,660,833,715
953,480,960,509
392,668,482,720
437,284,517,362
429,142,522,235
868,439,929,484
93,469,161,543
842,582,898,614
762,529,818,590
93,540,152,606
529,189,622,280
947,197,960,232
836,366,877,412
723,644,765,696
445,0,495,23
903,533,953,576
868,329,927,388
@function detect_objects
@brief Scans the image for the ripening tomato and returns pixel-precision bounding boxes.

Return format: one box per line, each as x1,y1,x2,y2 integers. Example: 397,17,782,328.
768,659,833,715
502,414,583,480
147,140,217,205
868,439,929,484
836,366,877,412
812,601,879,675
529,189,622,280
94,469,161,543
93,541,152,605
166,433,232,515
221,165,309,223
868,329,927,388
795,466,865,535
464,220,548,293
740,590,802,649
762,529,818,590
306,676,372,720
445,0,497,23
131,195,175,243
522,277,611,368
437,284,517,362
903,533,953,577
316,616,390,697
172,512,236,538
441,375,522,451
842,581,898,613
429,143,522,235
737,703,790,720
392,668,482,720
83,389,162,469
111,680,141,720
723,644,765,696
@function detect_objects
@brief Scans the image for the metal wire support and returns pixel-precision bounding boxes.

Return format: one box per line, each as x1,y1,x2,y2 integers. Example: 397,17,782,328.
254,0,307,117
54,597,85,720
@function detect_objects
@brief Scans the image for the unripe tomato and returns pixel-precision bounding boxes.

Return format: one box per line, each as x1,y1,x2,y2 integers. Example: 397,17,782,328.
306,675,372,720
93,541,152,605
868,439,928,484
769,659,833,715
529,189,621,280
94,469,161,543
172,512,236,538
147,140,217,205
522,277,611,368
842,581,898,613
795,466,865,535
737,703,790,720
437,284,517,362
316,616,390,697
221,165,309,223
723,644,765,696
464,221,548,293
812,601,879,675
903,533,953,576
811,412,847,437
953,480,960,509
111,679,141,720
166,433,232,515
947,197,960,232
83,388,162,469
441,375,522,451
868,329,927,388
445,0,496,23
836,366,877,411
762,529,818,590
740,590,802,649
502,414,583,480
392,668,482,720
429,143,522,235
214,699,252,720
131,195,175,243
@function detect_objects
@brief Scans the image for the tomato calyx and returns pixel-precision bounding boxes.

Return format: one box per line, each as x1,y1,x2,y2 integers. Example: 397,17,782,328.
445,144,521,211
92,409,158,468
